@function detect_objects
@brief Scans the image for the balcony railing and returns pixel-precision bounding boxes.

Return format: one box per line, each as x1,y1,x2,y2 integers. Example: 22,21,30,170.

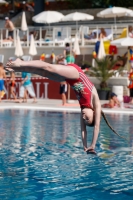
0,23,129,48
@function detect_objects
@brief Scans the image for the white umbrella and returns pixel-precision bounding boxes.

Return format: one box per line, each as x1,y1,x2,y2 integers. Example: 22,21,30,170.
111,38,125,46
32,11,64,24
62,12,94,31
73,34,80,55
0,0,8,3
62,12,94,21
15,35,23,57
97,7,132,29
21,12,28,31
32,11,64,37
29,34,37,56
111,37,133,46
125,11,133,17
98,39,106,59
121,37,133,46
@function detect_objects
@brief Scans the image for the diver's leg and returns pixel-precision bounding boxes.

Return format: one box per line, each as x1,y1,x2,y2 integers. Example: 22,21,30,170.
6,59,79,80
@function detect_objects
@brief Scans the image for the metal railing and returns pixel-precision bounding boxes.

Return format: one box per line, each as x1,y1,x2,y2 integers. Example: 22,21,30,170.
0,23,129,48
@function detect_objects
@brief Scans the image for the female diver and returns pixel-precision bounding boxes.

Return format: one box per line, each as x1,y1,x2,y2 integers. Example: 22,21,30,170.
6,56,126,154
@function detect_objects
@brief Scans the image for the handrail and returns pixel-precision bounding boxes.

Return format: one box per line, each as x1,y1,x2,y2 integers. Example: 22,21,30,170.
0,23,129,48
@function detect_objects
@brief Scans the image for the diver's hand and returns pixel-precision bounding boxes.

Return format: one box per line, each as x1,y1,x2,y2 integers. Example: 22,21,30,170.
85,145,96,154
6,58,22,68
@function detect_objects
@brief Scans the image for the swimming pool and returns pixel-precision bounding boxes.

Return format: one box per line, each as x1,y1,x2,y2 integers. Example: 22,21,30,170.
0,110,133,200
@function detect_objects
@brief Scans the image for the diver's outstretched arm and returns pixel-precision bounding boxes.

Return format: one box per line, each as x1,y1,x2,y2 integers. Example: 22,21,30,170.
91,97,101,148
80,114,87,151
6,58,79,81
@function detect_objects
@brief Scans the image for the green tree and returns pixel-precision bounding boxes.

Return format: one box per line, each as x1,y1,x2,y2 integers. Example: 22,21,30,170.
86,57,124,89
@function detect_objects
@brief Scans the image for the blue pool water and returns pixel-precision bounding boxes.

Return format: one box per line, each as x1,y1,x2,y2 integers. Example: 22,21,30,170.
0,110,133,200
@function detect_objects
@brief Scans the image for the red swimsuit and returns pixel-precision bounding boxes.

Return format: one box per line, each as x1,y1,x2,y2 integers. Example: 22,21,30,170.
66,64,94,109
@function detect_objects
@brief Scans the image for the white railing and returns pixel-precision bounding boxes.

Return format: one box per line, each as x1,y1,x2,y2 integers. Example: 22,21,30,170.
0,23,129,48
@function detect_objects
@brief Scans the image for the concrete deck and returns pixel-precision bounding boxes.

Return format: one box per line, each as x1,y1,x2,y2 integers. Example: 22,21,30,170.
0,99,133,114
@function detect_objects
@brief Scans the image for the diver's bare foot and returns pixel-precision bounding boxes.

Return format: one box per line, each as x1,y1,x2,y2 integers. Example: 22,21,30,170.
6,58,22,67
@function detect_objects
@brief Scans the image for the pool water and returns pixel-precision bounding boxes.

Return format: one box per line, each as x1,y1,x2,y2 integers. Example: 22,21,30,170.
0,110,133,200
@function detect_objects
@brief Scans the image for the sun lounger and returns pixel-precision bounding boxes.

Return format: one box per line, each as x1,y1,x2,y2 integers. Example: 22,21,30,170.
84,28,113,45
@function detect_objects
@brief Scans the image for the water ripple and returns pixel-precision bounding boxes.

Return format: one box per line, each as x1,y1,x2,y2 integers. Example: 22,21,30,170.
0,110,133,200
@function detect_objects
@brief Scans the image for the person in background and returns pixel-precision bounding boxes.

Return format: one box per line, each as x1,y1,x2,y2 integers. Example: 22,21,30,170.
128,46,133,62
84,32,97,40
8,71,17,101
57,55,67,106
59,79,67,106
128,26,133,38
63,43,75,102
0,63,6,102
128,68,133,104
99,28,107,39
19,72,37,103
108,93,120,108
63,43,75,64
5,17,15,40
102,93,120,108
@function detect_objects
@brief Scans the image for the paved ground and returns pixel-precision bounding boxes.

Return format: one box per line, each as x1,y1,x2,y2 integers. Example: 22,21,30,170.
0,99,133,114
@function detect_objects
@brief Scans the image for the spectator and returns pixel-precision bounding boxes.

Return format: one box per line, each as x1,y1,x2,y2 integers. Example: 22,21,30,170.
57,55,67,106
5,17,15,40
8,71,17,101
84,32,97,40
128,26,133,38
129,46,133,58
0,63,6,102
102,93,120,108
18,72,37,103
59,81,67,106
128,68,133,104
99,28,107,39
109,93,120,108
63,43,75,64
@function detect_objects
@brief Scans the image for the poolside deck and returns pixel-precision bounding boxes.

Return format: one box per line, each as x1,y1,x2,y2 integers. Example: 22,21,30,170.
0,99,133,114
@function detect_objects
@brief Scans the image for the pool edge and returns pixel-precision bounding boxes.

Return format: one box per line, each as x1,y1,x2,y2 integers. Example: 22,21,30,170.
0,105,133,114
